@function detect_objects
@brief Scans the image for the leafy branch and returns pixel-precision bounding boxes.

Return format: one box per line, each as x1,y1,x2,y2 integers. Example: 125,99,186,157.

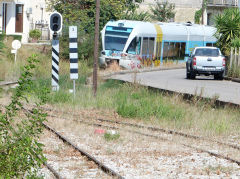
0,54,49,178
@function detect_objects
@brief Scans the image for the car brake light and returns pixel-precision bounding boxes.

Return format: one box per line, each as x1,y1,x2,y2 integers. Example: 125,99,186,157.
222,58,226,66
193,57,196,66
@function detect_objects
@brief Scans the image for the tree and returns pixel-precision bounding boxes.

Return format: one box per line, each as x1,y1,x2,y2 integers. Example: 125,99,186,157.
149,1,175,22
121,0,150,21
214,8,240,55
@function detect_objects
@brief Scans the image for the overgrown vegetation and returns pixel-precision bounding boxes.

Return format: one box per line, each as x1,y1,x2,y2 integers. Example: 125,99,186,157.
0,31,5,52
0,55,49,178
150,1,175,22
194,0,207,24
29,77,239,136
214,8,240,55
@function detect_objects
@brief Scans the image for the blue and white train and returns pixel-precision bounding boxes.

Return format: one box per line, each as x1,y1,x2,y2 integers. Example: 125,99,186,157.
99,20,217,69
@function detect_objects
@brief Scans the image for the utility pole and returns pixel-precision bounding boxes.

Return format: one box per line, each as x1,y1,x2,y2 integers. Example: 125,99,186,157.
93,0,100,97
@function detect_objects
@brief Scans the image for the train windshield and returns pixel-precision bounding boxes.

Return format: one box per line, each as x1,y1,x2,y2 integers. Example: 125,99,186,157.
105,26,132,51
105,36,128,51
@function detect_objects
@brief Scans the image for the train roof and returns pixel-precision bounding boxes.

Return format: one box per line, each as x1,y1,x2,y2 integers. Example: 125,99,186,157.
104,20,217,42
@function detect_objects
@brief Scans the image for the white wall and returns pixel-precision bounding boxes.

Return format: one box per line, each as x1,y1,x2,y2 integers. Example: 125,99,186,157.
0,0,52,42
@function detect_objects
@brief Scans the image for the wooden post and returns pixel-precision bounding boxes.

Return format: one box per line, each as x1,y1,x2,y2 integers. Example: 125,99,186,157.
93,0,100,97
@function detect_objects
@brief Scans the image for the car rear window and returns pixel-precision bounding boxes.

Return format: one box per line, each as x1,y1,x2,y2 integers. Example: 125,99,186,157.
195,48,219,57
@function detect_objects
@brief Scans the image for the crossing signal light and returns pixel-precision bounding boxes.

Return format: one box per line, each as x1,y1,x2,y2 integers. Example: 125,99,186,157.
49,12,62,33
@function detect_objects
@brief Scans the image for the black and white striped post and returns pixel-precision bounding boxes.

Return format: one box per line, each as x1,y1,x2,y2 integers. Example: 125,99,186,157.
69,26,78,97
49,11,62,91
52,37,59,91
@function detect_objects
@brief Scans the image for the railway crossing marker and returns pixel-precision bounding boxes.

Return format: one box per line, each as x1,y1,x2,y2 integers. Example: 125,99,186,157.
49,12,62,91
69,26,78,97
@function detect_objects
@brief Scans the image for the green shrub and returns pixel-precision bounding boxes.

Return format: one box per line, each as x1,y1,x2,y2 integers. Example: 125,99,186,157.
29,29,41,39
104,132,120,141
0,54,48,178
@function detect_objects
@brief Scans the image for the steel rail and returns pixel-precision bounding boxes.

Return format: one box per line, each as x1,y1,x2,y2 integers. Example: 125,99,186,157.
21,107,124,179
40,107,240,151
0,81,18,86
95,118,240,151
42,123,125,179
70,117,240,166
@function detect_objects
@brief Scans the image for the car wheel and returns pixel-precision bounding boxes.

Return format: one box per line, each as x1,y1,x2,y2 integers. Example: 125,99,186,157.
190,71,196,79
186,69,190,79
214,73,223,80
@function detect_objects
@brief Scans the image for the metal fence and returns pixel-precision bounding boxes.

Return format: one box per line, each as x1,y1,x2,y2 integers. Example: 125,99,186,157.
230,47,240,68
30,23,50,41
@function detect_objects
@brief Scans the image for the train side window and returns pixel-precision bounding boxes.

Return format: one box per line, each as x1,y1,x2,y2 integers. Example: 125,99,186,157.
175,42,181,59
163,42,169,58
206,43,213,47
142,37,148,57
149,37,155,58
168,42,176,60
127,37,137,54
180,43,186,58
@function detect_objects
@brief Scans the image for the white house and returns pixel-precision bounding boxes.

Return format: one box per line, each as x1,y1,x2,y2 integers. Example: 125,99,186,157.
0,0,52,43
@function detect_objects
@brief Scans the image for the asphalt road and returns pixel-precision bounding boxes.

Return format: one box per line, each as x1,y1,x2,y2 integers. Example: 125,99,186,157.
110,69,240,105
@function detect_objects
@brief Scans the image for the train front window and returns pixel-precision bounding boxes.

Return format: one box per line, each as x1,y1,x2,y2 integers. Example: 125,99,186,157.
105,36,128,51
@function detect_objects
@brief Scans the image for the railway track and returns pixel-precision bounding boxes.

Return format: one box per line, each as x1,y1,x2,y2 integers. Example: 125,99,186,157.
0,100,124,178
41,108,240,167
1,80,240,177
41,106,240,151
0,81,18,87
24,108,124,179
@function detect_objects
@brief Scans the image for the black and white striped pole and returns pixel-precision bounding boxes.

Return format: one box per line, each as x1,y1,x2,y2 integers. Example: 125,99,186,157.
69,26,78,97
49,12,62,91
52,38,59,91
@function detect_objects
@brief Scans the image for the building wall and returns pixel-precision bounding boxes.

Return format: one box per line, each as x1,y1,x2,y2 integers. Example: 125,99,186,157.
0,0,52,42
140,0,203,23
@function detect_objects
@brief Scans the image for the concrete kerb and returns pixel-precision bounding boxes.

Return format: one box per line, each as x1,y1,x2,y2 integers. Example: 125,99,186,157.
224,77,240,83
102,66,185,79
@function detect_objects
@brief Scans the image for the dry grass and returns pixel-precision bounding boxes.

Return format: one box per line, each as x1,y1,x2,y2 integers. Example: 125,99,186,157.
107,61,121,72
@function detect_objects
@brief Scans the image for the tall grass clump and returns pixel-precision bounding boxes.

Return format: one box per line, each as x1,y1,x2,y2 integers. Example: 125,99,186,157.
115,84,185,121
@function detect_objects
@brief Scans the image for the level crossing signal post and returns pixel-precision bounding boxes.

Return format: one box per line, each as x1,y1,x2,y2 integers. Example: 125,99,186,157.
49,12,62,91
69,26,78,98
